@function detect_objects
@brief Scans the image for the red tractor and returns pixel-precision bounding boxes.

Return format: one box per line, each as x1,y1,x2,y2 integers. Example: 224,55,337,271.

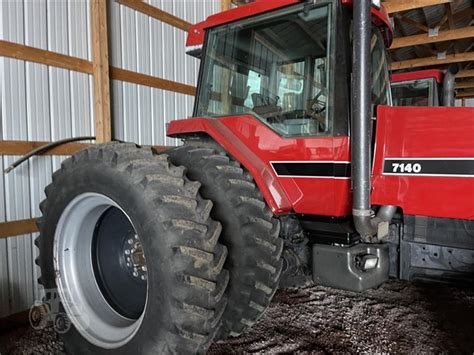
391,66,459,106
35,0,474,353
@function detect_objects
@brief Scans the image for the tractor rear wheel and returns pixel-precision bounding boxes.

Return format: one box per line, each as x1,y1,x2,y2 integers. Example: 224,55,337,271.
35,142,229,354
168,143,283,339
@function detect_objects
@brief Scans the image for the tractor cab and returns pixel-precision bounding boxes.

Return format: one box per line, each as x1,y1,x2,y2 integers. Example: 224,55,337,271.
391,70,444,106
189,0,392,138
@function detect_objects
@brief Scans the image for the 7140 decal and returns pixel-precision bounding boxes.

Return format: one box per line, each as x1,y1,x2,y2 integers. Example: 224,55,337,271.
391,162,422,174
383,158,474,177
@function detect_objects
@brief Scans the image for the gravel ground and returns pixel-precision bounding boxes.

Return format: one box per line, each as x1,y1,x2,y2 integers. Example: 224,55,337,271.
1,280,473,354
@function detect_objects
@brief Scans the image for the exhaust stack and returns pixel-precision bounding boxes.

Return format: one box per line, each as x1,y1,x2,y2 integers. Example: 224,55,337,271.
351,0,397,241
443,64,459,106
351,0,377,239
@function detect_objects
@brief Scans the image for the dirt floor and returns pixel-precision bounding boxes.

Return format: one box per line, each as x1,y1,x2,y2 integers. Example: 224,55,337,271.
1,280,473,354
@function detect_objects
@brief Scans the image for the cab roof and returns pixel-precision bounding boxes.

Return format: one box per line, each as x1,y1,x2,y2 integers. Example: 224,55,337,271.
391,70,444,84
186,0,393,50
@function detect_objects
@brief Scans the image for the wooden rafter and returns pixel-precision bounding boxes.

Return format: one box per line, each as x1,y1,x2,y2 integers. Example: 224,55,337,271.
456,81,474,89
457,89,474,98
395,14,430,33
391,52,474,70
383,0,452,14
117,0,191,31
391,20,474,51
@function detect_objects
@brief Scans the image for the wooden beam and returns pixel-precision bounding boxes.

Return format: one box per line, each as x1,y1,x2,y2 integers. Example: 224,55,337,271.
117,0,191,31
91,0,112,143
110,67,196,96
383,0,452,14
0,140,91,156
395,14,430,32
390,27,474,50
391,52,474,70
221,0,232,10
456,81,474,89
0,40,194,98
457,90,474,98
0,40,92,73
0,219,38,239
457,69,474,78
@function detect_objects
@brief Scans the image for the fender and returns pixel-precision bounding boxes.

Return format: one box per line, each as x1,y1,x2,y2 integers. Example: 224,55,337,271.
168,117,293,214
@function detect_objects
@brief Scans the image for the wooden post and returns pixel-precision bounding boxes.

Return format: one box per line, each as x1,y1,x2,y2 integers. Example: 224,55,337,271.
221,0,232,11
91,0,112,143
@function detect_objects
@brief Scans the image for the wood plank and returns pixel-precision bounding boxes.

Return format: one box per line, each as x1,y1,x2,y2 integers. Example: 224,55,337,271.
117,0,191,31
457,90,474,98
394,14,430,32
390,27,474,50
383,0,451,14
456,81,474,89
457,69,474,78
0,219,38,239
221,0,233,10
110,67,196,96
390,52,474,70
0,40,92,73
91,0,112,143
0,140,91,156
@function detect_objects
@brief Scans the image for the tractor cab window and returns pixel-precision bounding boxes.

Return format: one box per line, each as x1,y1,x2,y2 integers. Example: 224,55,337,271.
391,78,438,106
195,5,332,137
371,30,391,109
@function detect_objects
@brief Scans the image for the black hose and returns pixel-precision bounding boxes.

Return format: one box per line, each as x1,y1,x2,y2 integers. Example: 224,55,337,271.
4,136,96,174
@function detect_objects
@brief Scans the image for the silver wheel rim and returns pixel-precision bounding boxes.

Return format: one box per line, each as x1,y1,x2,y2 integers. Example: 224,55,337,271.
53,192,147,349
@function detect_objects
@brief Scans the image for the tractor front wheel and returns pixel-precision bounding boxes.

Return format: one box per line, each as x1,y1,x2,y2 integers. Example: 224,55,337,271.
35,143,229,354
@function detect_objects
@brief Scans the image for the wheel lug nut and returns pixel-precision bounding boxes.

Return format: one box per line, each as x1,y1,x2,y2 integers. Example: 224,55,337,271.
141,275,147,281
141,266,147,272
127,257,131,262
134,234,139,240
128,239,133,245
126,262,131,267
133,271,138,277
124,249,130,255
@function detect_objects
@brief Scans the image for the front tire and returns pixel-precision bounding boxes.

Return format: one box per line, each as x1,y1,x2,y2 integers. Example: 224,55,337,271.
35,143,229,354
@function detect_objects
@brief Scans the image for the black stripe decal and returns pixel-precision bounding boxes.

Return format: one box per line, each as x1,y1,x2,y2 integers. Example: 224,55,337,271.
271,162,351,178
383,159,474,177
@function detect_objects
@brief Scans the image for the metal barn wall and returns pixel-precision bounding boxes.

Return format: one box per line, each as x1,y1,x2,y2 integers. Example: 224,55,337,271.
0,0,219,318
109,0,221,146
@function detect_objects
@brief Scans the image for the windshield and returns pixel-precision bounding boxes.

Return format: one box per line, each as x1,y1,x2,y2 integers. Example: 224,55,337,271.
195,5,332,137
391,78,437,106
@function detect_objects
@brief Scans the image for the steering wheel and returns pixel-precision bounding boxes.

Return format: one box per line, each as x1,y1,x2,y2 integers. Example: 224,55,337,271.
309,90,326,115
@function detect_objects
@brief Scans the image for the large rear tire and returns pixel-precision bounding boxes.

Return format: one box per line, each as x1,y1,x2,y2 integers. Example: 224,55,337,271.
35,142,229,354
168,142,283,339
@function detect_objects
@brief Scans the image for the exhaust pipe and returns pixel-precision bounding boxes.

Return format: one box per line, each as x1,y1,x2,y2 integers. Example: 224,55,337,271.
351,0,396,241
352,0,377,239
443,64,459,106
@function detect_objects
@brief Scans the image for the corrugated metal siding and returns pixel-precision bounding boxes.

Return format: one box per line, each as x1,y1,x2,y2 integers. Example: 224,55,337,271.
0,0,219,318
109,0,221,146
0,0,93,318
